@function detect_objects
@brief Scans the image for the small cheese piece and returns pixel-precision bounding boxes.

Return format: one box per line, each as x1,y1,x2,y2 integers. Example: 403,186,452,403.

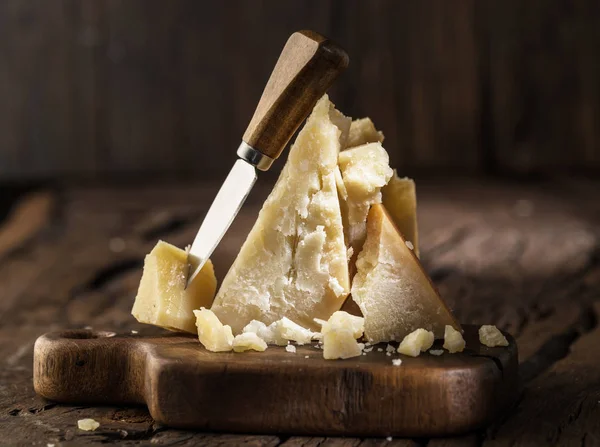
212,96,351,333
398,328,434,357
274,317,316,345
318,311,364,339
346,118,385,148
232,332,267,352
323,328,362,360
132,241,217,333
382,172,419,256
320,311,365,360
392,358,403,366
429,349,444,356
193,308,234,352
77,418,100,431
443,325,466,353
351,204,461,343
285,345,297,353
338,143,393,257
479,325,509,347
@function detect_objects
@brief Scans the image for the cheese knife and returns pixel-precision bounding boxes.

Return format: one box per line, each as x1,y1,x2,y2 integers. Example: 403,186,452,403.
186,30,349,287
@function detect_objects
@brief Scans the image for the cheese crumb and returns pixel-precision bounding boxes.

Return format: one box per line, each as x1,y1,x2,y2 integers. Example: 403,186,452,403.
392,359,402,366
305,355,309,358
386,436,393,441
232,332,268,352
397,328,434,357
131,330,138,334
275,317,316,345
77,418,100,431
385,344,395,353
479,325,509,347
193,308,234,352
320,311,365,360
429,349,444,356
285,345,297,353
242,320,287,346
47,444,55,447
405,240,414,251
317,311,364,339
377,348,383,352
443,325,466,353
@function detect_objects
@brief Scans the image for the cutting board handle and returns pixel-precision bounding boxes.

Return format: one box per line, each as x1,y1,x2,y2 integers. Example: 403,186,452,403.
33,330,146,405
242,30,348,164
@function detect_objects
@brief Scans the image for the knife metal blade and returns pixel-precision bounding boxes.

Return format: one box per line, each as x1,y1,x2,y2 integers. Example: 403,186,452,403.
186,158,257,286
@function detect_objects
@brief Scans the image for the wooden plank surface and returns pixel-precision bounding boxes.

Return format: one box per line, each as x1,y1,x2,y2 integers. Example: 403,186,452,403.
1,0,600,180
0,177,599,445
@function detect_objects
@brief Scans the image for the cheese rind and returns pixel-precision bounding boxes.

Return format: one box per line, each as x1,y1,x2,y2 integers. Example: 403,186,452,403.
479,325,509,347
382,172,419,256
443,325,466,353
212,96,350,333
193,308,234,352
351,204,461,343
132,241,217,333
397,328,434,357
232,332,268,352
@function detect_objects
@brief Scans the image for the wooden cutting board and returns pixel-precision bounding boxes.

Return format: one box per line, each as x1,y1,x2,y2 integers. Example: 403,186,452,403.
33,325,518,437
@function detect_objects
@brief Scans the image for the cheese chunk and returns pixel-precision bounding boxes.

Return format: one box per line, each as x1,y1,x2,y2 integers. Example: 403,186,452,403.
320,311,365,360
232,332,267,352
242,320,287,346
398,328,434,357
212,96,350,333
443,324,466,353
338,143,393,257
77,418,100,431
382,172,419,256
274,317,316,345
193,308,234,352
346,118,384,148
132,241,217,333
318,311,365,339
351,204,461,343
479,325,509,347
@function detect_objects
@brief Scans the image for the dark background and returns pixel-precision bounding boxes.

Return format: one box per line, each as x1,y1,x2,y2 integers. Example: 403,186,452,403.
1,0,599,181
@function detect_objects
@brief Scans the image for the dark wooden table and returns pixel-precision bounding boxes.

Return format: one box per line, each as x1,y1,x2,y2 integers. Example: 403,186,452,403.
1,176,599,446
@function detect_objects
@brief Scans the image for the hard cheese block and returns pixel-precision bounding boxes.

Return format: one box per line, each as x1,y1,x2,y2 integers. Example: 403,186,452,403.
382,171,419,256
132,241,217,334
211,95,350,334
351,204,460,343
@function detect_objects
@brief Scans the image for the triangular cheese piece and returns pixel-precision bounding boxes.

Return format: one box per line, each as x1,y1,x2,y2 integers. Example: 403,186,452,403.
132,241,217,333
382,171,419,256
350,204,460,343
211,96,351,334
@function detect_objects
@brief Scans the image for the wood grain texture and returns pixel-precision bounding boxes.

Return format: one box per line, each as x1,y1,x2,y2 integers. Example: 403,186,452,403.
0,177,599,445
1,1,599,180
243,30,348,162
33,326,517,437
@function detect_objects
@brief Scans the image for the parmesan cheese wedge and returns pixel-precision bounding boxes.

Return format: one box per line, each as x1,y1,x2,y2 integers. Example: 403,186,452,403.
351,204,461,343
132,241,217,333
211,96,351,333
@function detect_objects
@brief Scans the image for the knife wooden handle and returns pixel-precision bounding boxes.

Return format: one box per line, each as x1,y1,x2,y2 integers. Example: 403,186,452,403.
242,30,349,163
